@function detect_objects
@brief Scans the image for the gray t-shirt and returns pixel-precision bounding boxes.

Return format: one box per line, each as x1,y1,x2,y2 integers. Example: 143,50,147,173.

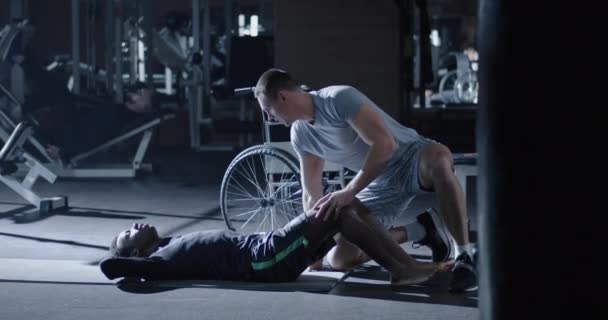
290,85,422,172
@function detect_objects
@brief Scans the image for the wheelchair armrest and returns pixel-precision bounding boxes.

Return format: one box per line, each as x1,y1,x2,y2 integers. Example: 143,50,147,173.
453,153,478,166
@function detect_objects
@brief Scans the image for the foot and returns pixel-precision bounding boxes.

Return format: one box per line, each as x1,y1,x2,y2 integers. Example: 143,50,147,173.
414,208,453,262
449,252,478,293
390,261,447,286
307,258,324,271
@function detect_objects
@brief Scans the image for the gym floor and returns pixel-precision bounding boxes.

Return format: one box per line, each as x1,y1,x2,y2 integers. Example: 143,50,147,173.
0,149,478,320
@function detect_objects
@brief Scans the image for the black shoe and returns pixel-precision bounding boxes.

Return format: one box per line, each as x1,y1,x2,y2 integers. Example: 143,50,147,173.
449,252,478,293
413,208,452,262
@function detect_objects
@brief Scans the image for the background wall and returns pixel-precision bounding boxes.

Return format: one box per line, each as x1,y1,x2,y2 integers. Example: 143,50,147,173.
274,0,401,119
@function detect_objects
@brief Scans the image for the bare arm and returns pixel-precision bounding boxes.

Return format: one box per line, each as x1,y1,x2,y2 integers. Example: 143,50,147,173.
343,103,398,196
314,104,397,220
299,153,325,210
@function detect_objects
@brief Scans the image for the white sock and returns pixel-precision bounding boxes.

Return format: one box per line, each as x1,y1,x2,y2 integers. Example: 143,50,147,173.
455,243,475,258
405,221,427,243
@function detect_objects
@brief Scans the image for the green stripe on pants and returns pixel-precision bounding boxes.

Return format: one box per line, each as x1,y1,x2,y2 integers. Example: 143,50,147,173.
251,236,309,271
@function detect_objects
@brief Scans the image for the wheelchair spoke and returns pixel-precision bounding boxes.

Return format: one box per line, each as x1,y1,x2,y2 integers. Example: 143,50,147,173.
244,155,264,198
255,208,270,234
241,207,264,230
234,164,266,198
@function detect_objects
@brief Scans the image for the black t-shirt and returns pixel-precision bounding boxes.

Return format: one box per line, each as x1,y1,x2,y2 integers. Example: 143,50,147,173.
101,230,261,281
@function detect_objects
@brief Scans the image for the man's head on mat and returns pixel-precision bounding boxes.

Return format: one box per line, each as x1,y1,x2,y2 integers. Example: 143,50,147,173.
254,68,306,127
109,223,160,257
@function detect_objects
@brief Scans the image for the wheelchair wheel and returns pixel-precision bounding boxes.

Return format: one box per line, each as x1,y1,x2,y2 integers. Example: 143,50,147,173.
220,145,303,233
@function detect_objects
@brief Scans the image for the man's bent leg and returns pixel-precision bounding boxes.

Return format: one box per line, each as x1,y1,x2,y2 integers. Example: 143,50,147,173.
307,200,391,271
308,200,421,271
418,143,469,249
308,227,405,271
332,204,443,284
417,143,477,292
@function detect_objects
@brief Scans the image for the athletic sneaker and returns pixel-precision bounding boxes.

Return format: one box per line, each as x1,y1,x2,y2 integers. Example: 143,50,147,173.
449,252,478,293
413,208,453,262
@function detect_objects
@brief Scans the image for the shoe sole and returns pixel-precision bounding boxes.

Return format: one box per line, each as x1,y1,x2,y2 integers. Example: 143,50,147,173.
390,272,435,287
449,285,479,293
428,208,453,262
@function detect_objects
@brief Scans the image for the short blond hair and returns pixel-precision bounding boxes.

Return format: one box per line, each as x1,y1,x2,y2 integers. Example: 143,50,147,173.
254,68,300,99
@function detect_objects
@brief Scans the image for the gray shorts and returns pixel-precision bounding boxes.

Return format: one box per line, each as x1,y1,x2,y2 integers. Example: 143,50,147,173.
355,138,435,227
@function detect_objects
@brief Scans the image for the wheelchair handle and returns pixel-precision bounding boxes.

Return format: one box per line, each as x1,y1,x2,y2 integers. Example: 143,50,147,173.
234,87,255,96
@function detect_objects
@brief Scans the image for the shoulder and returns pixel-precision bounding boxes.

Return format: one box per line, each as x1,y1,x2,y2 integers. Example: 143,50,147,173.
290,121,311,141
291,120,308,132
317,85,357,99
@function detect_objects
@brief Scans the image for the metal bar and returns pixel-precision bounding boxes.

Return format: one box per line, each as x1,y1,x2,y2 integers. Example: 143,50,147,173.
0,83,21,113
190,0,201,149
0,124,32,162
202,0,211,120
263,112,271,143
21,165,39,189
239,98,246,147
164,67,172,94
0,113,55,163
114,0,123,102
141,0,153,86
48,166,136,178
196,145,236,151
27,137,55,163
105,0,114,92
193,0,200,52
23,154,58,183
129,22,138,84
71,0,80,94
417,0,432,109
188,73,200,149
90,0,97,90
84,0,91,89
0,124,13,144
0,87,53,163
0,174,42,208
131,130,152,169
70,117,163,165
224,0,233,81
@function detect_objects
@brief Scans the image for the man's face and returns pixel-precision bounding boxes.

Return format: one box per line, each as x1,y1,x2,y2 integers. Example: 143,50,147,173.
257,91,293,127
116,223,159,256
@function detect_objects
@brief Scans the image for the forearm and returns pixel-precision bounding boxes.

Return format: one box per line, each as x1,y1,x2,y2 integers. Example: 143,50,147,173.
303,191,322,211
345,141,396,196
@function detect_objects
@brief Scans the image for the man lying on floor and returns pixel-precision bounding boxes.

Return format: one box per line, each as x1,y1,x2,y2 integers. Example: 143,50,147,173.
100,199,450,286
